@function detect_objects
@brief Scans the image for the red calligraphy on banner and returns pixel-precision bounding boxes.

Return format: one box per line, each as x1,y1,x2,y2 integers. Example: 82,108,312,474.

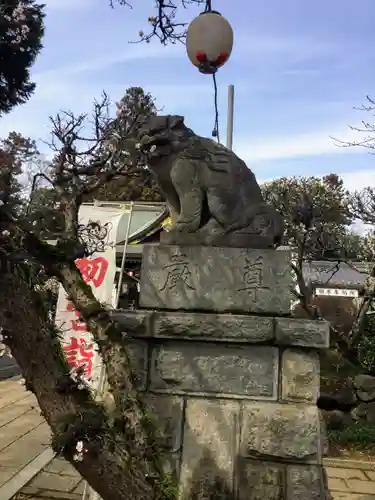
63,336,94,377
66,301,88,332
75,257,109,288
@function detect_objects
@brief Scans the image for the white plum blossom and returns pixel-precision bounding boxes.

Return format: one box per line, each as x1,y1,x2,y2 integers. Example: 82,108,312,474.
73,440,88,462
2,2,31,48
73,453,83,462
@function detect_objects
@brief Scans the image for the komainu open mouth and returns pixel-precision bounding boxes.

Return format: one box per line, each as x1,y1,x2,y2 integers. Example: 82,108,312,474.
139,133,169,151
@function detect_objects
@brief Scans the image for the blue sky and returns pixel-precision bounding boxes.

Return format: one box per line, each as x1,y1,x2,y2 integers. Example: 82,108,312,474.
1,0,375,191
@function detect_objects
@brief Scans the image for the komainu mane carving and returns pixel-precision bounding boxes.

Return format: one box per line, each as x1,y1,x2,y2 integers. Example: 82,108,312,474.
137,115,284,248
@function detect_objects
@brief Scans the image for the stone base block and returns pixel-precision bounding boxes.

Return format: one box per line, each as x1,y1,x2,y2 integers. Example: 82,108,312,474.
113,310,330,348
140,394,183,452
281,349,320,403
240,402,321,463
286,464,328,499
179,399,239,499
237,461,329,499
237,460,284,500
276,318,330,348
140,245,292,314
150,343,279,399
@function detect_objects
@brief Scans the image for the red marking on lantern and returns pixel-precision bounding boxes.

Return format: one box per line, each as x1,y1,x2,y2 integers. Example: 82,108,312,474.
195,51,208,64
214,52,229,67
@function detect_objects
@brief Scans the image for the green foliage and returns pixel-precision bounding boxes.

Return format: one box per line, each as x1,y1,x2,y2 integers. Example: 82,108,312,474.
357,307,375,372
351,186,375,227
358,336,375,373
328,421,375,451
85,87,164,202
155,475,179,500
0,0,45,115
0,132,39,215
338,230,375,262
261,174,353,259
91,169,163,203
27,186,65,238
115,86,157,129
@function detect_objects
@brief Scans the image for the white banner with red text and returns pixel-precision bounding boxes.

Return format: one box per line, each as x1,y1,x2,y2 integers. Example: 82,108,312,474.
54,205,130,392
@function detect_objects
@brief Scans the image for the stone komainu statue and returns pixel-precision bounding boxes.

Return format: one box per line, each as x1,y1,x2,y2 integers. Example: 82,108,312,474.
137,115,284,248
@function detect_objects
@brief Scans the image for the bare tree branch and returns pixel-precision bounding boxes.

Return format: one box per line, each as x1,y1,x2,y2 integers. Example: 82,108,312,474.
39,92,146,255
110,0,208,44
332,96,375,153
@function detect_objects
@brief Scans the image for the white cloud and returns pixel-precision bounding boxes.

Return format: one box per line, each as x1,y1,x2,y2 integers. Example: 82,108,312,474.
235,126,368,164
0,81,209,143
33,44,183,82
340,169,375,192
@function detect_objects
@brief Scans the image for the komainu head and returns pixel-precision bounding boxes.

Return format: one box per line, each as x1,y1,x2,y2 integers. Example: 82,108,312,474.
137,115,192,164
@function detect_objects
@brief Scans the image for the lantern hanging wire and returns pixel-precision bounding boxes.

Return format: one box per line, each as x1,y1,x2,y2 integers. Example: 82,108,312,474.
204,0,220,142
186,0,233,143
211,72,220,142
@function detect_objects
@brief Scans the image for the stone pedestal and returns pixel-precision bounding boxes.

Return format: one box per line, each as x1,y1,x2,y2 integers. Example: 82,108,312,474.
114,245,331,499
139,245,291,314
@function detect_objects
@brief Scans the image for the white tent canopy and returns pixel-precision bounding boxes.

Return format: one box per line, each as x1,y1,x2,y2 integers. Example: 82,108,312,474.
78,201,167,247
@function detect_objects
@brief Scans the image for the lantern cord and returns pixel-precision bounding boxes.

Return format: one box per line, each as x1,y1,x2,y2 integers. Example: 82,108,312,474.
203,0,220,142
205,0,212,12
212,72,220,143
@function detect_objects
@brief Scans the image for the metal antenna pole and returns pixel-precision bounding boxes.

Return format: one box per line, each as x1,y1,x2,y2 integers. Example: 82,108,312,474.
115,202,134,309
226,84,234,150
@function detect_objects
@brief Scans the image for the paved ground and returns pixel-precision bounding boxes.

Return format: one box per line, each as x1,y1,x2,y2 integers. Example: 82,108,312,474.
12,457,85,500
1,378,375,499
0,378,54,499
0,379,86,500
324,458,375,499
12,457,375,500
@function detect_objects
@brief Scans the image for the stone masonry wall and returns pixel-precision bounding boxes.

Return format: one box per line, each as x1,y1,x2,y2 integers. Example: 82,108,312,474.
113,245,331,499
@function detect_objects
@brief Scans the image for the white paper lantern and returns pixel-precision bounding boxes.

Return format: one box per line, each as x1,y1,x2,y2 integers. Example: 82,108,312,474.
186,11,234,74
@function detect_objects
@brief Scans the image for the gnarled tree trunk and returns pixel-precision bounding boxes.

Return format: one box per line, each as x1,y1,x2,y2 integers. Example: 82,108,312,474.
0,252,166,500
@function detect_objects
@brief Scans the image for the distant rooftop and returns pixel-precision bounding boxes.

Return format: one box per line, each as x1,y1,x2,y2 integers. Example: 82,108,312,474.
302,260,371,289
